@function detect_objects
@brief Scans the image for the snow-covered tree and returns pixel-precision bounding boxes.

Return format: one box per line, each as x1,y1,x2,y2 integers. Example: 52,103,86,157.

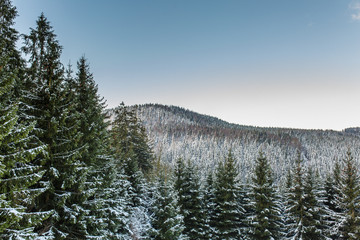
301,167,325,239
0,50,49,240
248,151,281,240
323,159,342,239
285,152,325,240
110,103,155,239
338,150,360,240
66,56,112,238
22,13,88,238
150,175,187,240
0,2,50,238
203,171,217,239
174,158,206,239
213,150,242,240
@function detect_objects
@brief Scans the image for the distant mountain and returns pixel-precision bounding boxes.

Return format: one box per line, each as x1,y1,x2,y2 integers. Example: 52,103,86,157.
119,104,360,186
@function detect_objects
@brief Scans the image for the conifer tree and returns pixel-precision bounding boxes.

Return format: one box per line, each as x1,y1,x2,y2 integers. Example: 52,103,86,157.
213,150,242,240
0,50,49,240
248,151,281,240
0,2,50,238
150,175,186,240
99,158,132,239
22,14,88,239
285,152,305,239
70,56,112,238
237,182,252,239
338,150,360,240
0,0,24,98
110,103,154,239
301,167,324,239
110,103,153,174
174,158,206,239
283,168,294,239
285,152,325,240
203,171,217,240
324,159,342,239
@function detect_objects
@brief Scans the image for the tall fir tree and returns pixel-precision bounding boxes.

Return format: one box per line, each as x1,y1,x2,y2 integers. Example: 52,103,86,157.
301,167,325,239
0,46,49,240
110,103,154,239
110,102,153,175
324,159,343,239
285,152,325,240
338,150,360,240
22,14,88,239
203,171,217,240
150,175,187,240
248,151,281,240
0,0,25,99
70,56,112,238
174,158,206,239
0,1,50,238
213,150,242,240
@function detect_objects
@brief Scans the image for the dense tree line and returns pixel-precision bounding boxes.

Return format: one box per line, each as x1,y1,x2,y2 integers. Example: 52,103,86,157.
1,1,360,239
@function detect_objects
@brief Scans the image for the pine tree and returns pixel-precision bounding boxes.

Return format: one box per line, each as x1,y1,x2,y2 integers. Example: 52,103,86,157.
22,14,88,239
213,150,241,240
338,150,360,240
237,182,252,239
150,175,186,240
110,103,154,239
0,2,50,238
248,151,281,240
110,103,153,175
0,0,24,99
0,50,49,240
70,56,112,238
174,158,206,239
301,167,324,239
283,168,294,239
203,171,217,240
285,152,325,240
324,159,342,239
99,158,132,240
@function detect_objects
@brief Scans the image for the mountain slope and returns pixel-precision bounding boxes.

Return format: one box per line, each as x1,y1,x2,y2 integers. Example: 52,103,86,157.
133,104,360,186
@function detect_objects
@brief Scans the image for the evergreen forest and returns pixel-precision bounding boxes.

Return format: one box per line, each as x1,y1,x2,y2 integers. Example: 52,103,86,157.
1,1,360,239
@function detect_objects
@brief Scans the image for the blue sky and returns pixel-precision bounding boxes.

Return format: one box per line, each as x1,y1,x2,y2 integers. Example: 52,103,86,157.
13,0,360,130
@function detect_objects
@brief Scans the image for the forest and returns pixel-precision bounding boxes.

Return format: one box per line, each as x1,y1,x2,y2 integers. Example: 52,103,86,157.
1,0,360,239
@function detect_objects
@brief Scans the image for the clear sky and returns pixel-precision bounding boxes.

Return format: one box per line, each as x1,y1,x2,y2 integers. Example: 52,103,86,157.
12,0,360,130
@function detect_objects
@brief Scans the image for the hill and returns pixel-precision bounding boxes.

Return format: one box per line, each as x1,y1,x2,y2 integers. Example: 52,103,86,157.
130,104,360,186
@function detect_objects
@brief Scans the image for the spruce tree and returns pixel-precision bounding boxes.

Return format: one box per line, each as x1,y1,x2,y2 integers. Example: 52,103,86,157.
110,103,153,175
213,150,241,240
0,50,49,240
301,167,324,239
0,0,25,98
99,159,132,239
22,14,88,239
150,175,186,240
338,150,360,240
110,103,154,239
70,56,111,238
324,159,342,239
174,158,206,239
0,2,50,238
285,152,305,239
203,172,217,240
248,151,281,240
285,152,325,240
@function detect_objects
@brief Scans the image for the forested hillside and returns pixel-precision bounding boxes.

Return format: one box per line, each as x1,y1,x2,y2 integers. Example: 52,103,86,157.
135,104,360,186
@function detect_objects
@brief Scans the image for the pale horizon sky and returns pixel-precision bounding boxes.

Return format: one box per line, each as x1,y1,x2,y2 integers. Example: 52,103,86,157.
13,0,360,131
